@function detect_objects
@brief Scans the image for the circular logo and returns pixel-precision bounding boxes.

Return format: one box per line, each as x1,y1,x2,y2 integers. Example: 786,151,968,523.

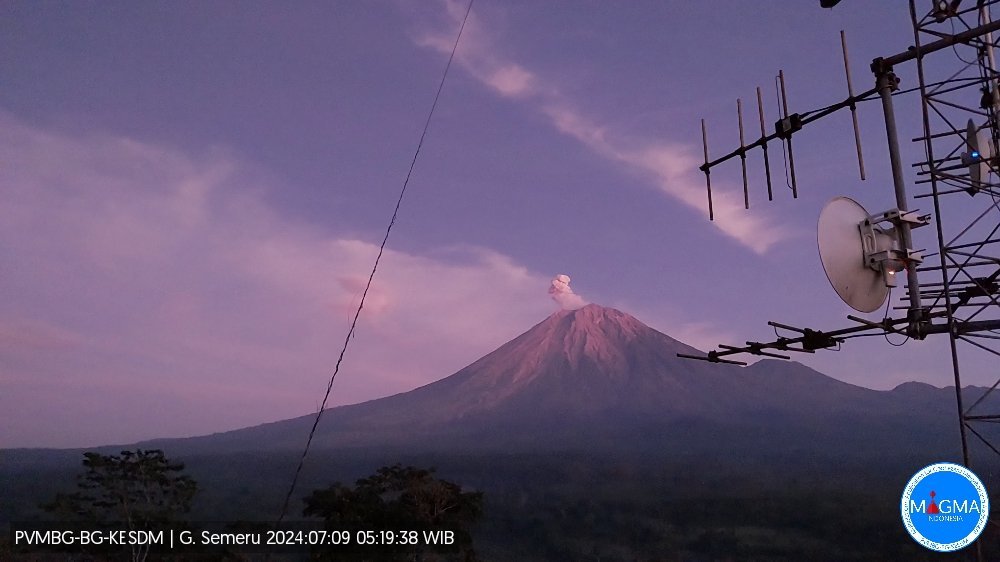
901,462,990,552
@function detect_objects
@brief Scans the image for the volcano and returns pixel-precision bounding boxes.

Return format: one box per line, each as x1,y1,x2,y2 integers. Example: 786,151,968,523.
133,304,987,458
5,305,994,560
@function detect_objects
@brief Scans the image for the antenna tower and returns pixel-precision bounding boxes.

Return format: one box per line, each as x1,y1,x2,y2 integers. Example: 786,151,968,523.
682,2,1000,556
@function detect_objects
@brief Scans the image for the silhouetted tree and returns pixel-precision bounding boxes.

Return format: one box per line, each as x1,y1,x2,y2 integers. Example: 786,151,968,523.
43,449,197,561
304,464,483,561
46,449,197,524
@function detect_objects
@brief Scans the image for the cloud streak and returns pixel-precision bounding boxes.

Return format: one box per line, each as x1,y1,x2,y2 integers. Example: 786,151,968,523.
416,1,790,254
0,113,554,448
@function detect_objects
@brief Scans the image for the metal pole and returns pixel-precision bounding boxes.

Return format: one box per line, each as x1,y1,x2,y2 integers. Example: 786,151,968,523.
701,119,715,221
880,16,1000,67
738,98,749,209
757,87,774,201
841,30,866,180
779,70,799,198
874,64,925,335
984,4,1000,110
983,1,1000,183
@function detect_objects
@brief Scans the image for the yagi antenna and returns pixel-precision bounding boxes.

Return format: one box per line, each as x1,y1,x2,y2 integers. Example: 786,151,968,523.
697,32,871,220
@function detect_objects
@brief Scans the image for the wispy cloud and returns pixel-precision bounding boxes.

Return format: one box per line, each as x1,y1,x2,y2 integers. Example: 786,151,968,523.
415,1,790,254
0,318,82,353
0,113,554,447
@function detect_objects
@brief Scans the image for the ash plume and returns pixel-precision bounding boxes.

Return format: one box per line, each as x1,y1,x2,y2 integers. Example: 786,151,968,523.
549,274,587,310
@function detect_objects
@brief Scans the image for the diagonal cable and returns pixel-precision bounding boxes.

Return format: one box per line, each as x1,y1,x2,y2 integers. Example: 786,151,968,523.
273,0,475,525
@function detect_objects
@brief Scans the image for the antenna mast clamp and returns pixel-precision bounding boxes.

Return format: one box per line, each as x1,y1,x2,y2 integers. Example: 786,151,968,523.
775,114,803,139
859,208,929,287
870,58,900,86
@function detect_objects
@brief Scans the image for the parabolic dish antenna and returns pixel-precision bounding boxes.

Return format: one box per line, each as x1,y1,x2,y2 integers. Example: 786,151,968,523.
964,118,991,193
818,196,891,313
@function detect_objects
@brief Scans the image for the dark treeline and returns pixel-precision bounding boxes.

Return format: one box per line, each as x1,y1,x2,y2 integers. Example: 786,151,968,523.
2,448,996,561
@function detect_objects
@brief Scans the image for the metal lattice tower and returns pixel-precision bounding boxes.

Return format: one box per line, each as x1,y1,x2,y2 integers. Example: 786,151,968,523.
908,0,1000,549
686,2,1000,557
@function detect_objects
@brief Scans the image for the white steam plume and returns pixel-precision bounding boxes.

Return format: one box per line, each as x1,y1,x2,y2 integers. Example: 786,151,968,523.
549,274,587,310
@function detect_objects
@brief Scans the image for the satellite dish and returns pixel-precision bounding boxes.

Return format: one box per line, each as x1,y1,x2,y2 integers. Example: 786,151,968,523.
962,119,990,195
817,196,892,313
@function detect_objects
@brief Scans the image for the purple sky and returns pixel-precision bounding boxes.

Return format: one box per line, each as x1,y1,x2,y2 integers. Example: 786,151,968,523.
1,1,983,448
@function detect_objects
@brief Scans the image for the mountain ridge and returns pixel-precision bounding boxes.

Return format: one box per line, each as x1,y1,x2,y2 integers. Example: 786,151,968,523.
86,304,987,459
5,304,993,459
